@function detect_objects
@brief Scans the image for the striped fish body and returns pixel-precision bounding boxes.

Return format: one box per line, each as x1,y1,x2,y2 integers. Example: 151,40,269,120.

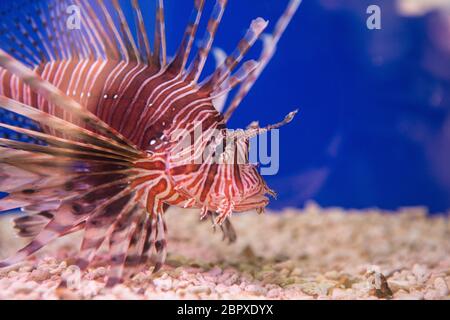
0,0,301,286
3,56,272,214
2,59,215,146
1,59,263,213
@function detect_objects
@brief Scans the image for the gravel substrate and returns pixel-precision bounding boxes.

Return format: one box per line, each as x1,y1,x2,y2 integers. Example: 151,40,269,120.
0,202,449,300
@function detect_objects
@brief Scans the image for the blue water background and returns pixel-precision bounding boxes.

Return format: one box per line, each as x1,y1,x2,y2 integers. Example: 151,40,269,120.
0,0,449,213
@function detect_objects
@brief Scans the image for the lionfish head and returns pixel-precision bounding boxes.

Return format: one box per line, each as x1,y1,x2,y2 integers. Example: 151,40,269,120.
220,110,298,214
168,110,298,224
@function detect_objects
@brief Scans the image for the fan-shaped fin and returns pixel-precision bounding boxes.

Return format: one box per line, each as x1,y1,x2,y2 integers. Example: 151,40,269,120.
105,203,142,287
0,49,137,148
13,211,53,238
0,96,141,157
74,191,138,271
0,180,134,268
0,122,136,161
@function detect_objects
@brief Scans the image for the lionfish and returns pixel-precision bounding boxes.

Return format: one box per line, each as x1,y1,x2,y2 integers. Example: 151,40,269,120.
0,0,300,286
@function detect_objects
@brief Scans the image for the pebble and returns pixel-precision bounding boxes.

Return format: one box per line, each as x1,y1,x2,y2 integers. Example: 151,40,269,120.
56,287,81,300
153,277,173,291
324,270,340,280
81,280,101,299
274,260,295,271
9,280,38,294
49,262,67,275
61,265,82,290
433,277,449,296
176,280,190,289
8,271,19,278
404,290,425,300
30,268,51,281
228,284,241,295
424,289,441,300
19,266,33,273
206,267,222,277
367,270,393,298
331,288,352,299
92,267,107,279
223,273,239,286
0,206,448,300
187,285,211,295
131,272,148,284
291,267,303,276
266,288,282,298
412,264,429,283
244,284,267,295
388,280,411,292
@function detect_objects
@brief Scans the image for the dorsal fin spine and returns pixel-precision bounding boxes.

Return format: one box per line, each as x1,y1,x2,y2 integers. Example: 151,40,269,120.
153,0,167,68
111,0,141,63
186,0,228,83
131,0,152,63
204,60,260,97
223,0,302,121
37,2,63,61
206,18,268,89
169,0,206,74
54,0,84,60
6,22,41,65
97,0,129,61
9,16,48,64
76,0,113,59
0,28,37,66
28,15,54,62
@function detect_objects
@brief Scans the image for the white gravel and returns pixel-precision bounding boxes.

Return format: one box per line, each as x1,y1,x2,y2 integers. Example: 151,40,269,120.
0,202,449,300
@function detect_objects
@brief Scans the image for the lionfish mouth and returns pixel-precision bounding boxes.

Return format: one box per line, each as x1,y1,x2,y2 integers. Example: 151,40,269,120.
237,186,276,211
0,0,301,287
